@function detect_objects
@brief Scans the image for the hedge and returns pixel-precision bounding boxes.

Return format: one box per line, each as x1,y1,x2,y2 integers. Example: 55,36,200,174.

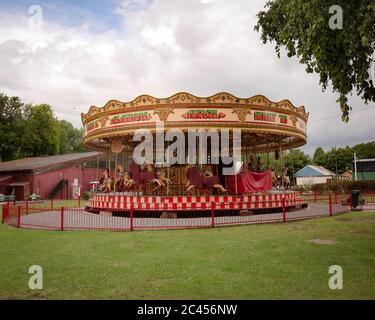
309,180,375,194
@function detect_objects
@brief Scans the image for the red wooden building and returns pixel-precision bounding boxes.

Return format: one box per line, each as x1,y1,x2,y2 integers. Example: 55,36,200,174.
0,152,101,201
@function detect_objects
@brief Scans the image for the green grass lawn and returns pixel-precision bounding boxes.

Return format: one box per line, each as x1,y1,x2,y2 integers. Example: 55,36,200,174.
36,199,88,209
0,209,374,299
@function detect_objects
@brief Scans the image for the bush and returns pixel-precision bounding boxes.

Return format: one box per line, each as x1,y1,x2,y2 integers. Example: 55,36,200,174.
346,180,375,192
82,191,92,200
309,180,375,194
311,183,327,193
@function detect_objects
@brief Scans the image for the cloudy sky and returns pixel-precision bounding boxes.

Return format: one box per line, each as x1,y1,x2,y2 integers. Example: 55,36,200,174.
0,0,374,155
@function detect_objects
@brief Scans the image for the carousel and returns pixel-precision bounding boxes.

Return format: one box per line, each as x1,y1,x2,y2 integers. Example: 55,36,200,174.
82,92,309,214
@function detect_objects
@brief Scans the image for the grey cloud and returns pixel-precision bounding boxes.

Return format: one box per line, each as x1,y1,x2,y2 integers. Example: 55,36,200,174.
0,0,373,154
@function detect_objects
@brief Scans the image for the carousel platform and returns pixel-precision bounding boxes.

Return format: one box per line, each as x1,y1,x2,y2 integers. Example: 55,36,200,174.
85,190,307,214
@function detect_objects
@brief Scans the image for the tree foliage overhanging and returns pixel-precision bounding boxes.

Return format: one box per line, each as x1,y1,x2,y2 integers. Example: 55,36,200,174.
255,0,375,121
0,93,86,162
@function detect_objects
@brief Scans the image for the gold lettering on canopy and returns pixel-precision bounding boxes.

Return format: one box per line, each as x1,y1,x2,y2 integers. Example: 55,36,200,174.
181,109,226,120
254,111,276,122
86,120,99,132
110,112,152,125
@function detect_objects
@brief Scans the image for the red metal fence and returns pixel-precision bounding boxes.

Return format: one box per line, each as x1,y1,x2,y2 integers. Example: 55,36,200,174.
362,193,375,210
1,193,364,232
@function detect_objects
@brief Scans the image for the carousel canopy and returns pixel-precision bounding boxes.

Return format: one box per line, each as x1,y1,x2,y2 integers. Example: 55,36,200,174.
81,92,308,153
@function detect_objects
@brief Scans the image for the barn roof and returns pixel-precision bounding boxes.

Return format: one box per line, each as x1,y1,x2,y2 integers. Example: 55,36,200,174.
295,165,336,177
0,152,99,172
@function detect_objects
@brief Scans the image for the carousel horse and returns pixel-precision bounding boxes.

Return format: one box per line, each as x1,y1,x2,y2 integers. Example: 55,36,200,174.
241,162,249,173
98,169,115,193
154,170,172,193
123,171,136,191
130,161,164,193
281,167,291,189
142,163,165,189
270,168,279,189
114,165,126,192
185,165,227,193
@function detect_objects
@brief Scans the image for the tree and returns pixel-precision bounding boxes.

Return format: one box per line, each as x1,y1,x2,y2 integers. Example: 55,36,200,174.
259,149,311,179
22,104,60,157
352,141,375,159
318,146,354,174
58,120,86,154
313,147,325,164
0,93,25,162
284,149,311,179
0,92,87,161
255,0,375,121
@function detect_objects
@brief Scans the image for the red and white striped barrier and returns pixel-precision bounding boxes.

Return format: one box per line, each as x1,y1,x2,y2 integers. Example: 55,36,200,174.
88,192,302,211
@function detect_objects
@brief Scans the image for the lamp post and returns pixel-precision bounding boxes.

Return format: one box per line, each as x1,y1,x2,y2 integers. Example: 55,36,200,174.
354,153,358,181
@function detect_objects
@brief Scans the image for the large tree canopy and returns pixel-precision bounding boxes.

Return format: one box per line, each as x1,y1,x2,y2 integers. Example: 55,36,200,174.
0,94,25,161
255,0,375,121
22,104,60,157
259,149,311,178
313,147,325,164
317,146,354,174
58,120,86,154
0,93,86,161
352,141,375,159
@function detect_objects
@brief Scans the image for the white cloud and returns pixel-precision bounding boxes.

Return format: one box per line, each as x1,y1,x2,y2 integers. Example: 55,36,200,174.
0,0,373,154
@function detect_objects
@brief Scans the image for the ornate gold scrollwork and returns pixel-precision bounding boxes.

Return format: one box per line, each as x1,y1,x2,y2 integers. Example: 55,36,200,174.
100,115,109,128
154,107,174,121
232,107,252,122
290,115,297,127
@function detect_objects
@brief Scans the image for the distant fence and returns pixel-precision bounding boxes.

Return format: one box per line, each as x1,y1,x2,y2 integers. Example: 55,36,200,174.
1,193,363,232
362,193,375,210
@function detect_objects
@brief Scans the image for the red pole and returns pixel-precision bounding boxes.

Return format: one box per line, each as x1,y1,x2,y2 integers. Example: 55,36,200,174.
211,202,215,228
130,204,133,231
6,202,10,223
26,200,29,215
78,196,81,208
329,194,333,216
282,197,286,222
1,203,7,223
60,207,64,231
17,206,21,228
